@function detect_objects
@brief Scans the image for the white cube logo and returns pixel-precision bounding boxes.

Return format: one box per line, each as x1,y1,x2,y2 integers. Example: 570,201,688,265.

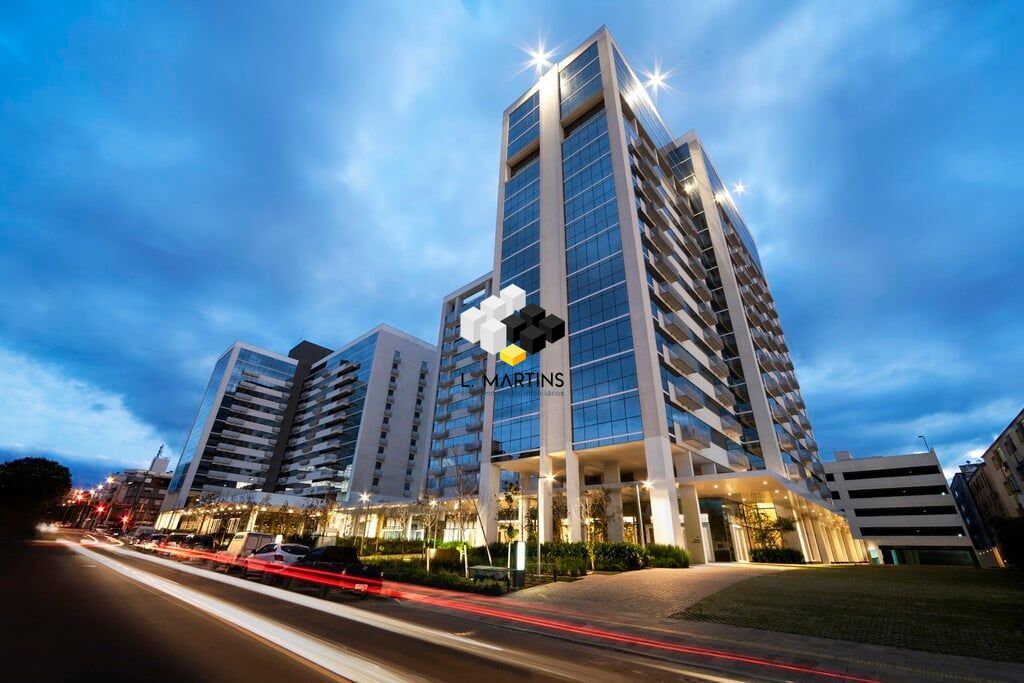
480,295,511,323
459,307,487,343
479,318,506,355
499,285,526,312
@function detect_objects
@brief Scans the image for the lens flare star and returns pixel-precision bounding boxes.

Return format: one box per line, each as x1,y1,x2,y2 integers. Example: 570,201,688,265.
732,181,747,196
524,42,556,74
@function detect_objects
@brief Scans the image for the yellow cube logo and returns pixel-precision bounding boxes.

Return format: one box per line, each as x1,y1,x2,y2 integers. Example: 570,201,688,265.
499,344,526,367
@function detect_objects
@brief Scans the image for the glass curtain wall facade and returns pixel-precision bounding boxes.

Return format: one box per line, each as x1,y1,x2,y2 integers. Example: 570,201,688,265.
164,344,298,510
472,27,855,563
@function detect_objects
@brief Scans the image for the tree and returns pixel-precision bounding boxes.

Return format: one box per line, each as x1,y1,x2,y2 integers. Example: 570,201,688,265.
580,489,613,543
0,457,71,542
736,502,795,550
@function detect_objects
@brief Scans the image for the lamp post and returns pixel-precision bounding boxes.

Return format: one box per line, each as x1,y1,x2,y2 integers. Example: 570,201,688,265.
918,435,931,452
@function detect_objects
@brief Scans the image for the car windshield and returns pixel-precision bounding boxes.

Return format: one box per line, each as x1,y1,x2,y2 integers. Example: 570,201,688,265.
281,545,310,555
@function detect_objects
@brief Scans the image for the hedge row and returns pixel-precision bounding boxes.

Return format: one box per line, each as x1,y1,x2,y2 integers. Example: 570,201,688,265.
750,547,804,564
378,560,505,595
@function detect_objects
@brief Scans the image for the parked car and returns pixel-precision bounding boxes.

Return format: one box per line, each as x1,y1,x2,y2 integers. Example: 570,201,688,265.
157,532,192,555
138,533,167,550
221,532,275,571
290,545,382,597
244,543,311,582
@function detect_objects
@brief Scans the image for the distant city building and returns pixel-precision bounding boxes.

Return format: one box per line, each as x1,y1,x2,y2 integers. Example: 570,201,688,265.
96,451,173,529
977,408,1024,519
825,450,975,565
159,325,436,527
950,463,1004,567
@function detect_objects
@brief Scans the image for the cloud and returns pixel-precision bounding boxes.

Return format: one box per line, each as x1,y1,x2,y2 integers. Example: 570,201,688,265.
0,345,167,479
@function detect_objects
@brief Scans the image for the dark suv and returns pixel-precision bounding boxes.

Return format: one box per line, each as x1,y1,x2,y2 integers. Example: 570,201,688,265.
291,546,382,597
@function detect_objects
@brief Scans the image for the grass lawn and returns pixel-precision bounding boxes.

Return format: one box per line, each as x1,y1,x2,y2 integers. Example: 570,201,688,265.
674,565,1024,662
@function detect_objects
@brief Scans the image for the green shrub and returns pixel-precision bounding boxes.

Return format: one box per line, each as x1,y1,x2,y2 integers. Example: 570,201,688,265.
590,541,646,571
750,547,804,564
539,541,590,576
645,543,690,568
380,561,505,595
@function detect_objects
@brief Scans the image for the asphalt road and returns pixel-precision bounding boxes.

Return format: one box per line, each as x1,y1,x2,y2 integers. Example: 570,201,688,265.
0,533,758,683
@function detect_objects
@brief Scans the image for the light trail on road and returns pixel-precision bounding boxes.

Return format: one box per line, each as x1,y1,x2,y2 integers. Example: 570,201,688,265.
68,542,408,683
105,542,878,682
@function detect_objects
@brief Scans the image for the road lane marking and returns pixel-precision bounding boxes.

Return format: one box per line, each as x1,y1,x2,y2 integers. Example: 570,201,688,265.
101,545,634,681
68,543,413,683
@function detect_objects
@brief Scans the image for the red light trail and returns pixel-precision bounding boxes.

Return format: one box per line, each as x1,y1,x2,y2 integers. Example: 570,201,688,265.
130,543,877,682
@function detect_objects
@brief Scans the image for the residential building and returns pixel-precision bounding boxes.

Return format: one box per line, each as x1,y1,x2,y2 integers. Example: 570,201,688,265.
825,450,975,565
159,325,436,526
428,272,494,499
951,463,1004,567
95,451,173,529
978,407,1024,519
439,26,859,564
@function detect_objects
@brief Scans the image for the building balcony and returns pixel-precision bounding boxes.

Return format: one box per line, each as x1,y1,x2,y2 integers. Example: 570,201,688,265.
726,449,750,470
720,414,743,439
668,381,702,411
691,280,713,303
696,303,717,327
656,281,685,310
703,328,724,352
715,384,736,408
662,344,698,376
675,419,711,449
709,355,729,379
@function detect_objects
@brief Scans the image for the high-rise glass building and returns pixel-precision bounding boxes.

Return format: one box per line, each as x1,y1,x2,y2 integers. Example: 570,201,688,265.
463,26,859,563
161,325,436,517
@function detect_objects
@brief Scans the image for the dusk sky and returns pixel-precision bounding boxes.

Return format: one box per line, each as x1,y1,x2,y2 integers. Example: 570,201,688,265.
1,1,1022,486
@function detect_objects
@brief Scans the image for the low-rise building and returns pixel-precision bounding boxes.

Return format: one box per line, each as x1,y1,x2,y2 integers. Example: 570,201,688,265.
825,450,975,565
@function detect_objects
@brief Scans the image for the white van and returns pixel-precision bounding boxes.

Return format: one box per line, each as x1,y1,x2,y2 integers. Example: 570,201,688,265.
224,532,274,561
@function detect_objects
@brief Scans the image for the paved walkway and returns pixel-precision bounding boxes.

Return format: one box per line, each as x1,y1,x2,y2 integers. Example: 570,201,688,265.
508,563,793,617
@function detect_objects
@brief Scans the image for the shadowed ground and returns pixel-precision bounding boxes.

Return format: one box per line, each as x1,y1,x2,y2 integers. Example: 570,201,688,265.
674,565,1024,663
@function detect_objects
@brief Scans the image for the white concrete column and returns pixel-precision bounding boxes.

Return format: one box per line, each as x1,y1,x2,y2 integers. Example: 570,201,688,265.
404,513,414,541
565,449,583,542
777,498,810,561
796,515,819,562
809,517,833,563
477,461,500,545
602,463,624,542
537,460,554,543
517,476,527,542
678,484,707,564
643,436,686,546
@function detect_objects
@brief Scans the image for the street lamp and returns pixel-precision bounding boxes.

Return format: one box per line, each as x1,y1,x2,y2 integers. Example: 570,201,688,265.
918,435,931,451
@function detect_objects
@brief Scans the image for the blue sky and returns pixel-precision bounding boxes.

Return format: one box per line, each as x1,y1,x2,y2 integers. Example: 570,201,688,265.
1,1,1022,486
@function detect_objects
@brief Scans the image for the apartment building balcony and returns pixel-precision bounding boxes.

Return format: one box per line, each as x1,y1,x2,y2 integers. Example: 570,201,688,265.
660,311,689,344
691,279,713,303
720,413,743,439
726,449,750,470
696,302,717,326
703,328,724,352
681,253,708,281
378,437,388,448
708,355,729,379
438,376,454,389
674,419,711,449
662,343,698,375
466,398,484,414
647,252,678,282
802,435,818,452
668,380,702,411
786,463,804,480
655,281,686,310
715,384,736,407
465,420,483,433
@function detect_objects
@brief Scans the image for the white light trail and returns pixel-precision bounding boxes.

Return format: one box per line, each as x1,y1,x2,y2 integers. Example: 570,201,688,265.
69,542,405,683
